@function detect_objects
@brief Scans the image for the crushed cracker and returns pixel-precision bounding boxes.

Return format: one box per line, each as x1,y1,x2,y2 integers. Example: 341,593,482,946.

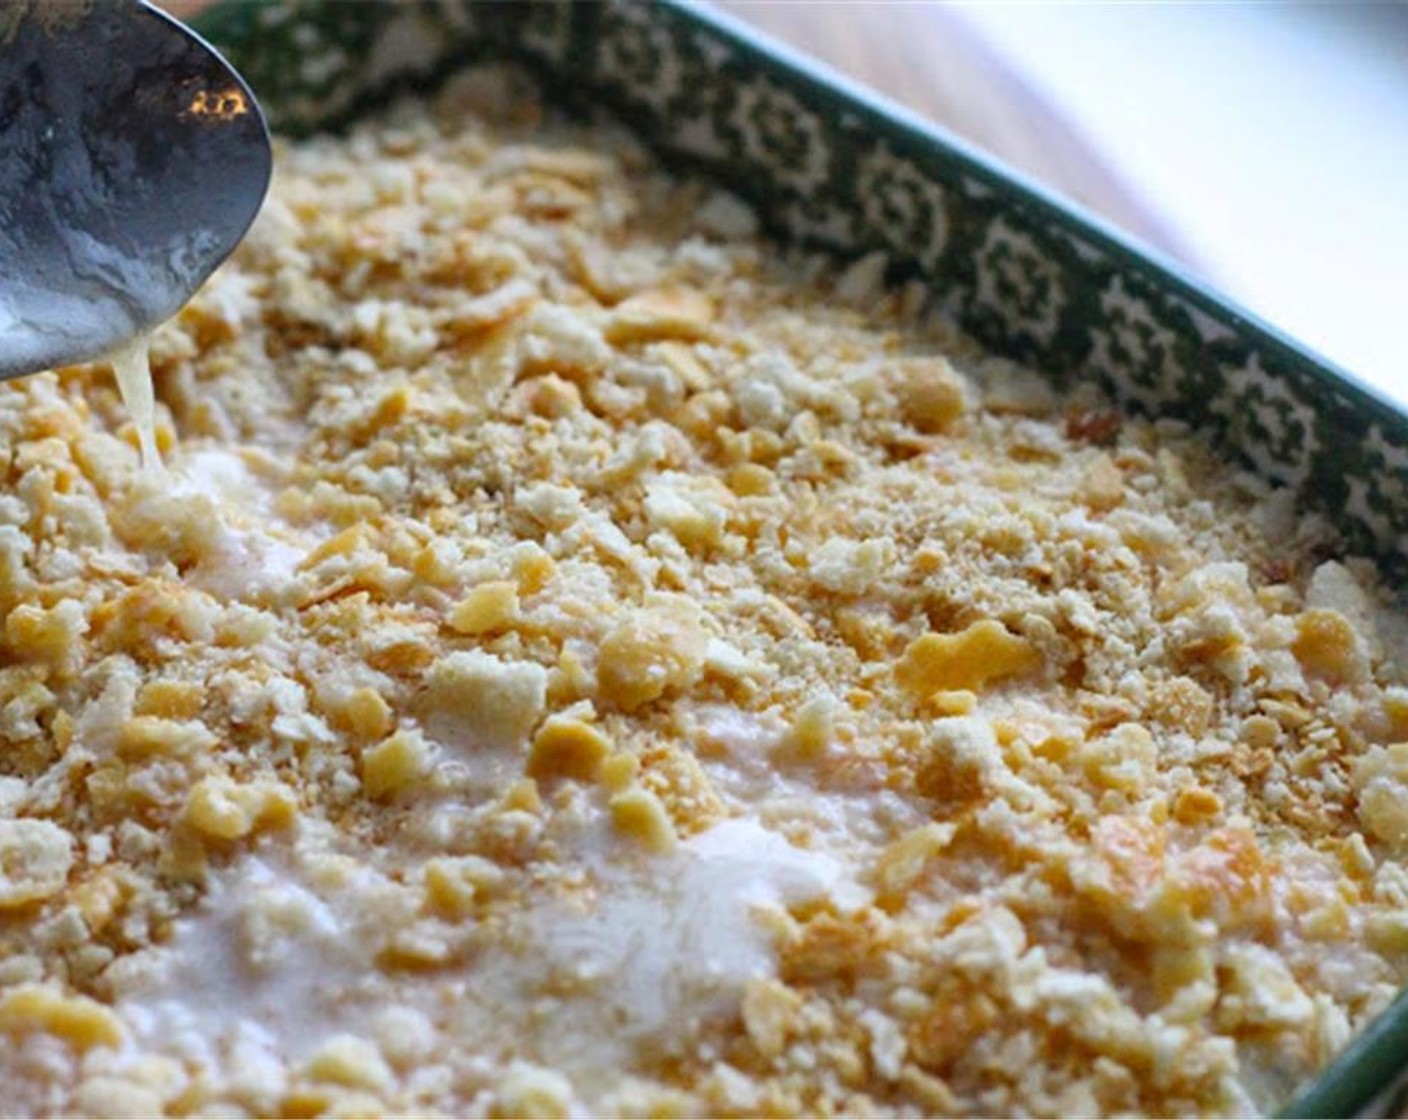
0,66,1405,1118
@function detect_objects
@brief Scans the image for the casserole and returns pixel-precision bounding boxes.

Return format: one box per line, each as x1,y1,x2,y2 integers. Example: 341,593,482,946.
189,5,1408,1113
2,1,1405,1114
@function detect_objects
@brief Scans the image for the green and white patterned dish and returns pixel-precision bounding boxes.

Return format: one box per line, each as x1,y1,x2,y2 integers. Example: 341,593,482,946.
191,2,1408,1115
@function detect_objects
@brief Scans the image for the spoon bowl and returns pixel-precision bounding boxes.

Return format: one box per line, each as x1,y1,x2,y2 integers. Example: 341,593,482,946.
0,0,271,380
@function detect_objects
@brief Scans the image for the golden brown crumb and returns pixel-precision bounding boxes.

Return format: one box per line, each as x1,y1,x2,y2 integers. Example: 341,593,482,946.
0,66,1404,1119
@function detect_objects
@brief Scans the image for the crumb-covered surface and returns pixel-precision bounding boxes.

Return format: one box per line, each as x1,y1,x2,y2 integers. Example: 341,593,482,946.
4,68,1408,1118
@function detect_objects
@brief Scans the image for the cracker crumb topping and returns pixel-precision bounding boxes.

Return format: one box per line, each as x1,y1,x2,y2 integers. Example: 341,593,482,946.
2,67,1407,1117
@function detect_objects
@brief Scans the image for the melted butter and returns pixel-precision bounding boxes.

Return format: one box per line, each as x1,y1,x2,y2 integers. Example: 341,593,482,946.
108,333,161,469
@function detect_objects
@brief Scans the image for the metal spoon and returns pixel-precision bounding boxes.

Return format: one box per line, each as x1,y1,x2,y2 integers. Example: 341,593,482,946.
0,0,271,380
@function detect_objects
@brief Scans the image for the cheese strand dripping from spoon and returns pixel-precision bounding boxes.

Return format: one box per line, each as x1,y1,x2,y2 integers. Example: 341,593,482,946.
0,1,271,466
108,335,161,470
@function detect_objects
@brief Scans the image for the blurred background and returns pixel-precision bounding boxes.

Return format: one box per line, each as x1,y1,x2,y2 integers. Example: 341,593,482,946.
720,2,1408,405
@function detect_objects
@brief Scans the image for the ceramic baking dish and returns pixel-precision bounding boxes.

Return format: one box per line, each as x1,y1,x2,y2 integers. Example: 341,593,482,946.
189,2,1408,1114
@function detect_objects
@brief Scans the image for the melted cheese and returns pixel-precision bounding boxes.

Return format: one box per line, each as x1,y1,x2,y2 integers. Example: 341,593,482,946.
108,333,160,469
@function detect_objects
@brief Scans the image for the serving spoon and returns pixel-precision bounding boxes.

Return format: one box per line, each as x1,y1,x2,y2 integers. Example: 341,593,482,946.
0,0,271,380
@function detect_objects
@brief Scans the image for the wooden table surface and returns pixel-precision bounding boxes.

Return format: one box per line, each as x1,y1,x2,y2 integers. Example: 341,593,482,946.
715,2,1195,267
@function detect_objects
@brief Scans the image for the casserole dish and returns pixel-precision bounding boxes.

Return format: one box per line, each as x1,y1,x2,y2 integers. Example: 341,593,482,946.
5,2,1402,1110
185,2,1408,1115
194,1,1408,559
192,0,1408,575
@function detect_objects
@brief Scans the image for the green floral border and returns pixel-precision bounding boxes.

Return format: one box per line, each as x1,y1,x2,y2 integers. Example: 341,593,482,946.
191,1,1408,1114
